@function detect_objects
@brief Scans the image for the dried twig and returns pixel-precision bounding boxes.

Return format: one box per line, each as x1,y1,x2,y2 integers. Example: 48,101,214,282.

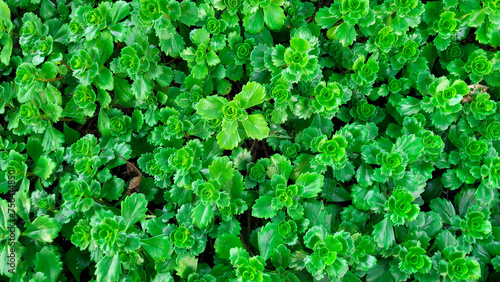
114,153,142,196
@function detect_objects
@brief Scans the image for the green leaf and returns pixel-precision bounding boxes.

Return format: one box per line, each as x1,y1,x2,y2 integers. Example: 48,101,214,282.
233,81,266,109
372,218,395,250
195,95,226,119
0,36,12,65
32,155,56,180
34,246,63,282
252,196,277,219
241,114,269,140
214,233,243,259
175,254,197,278
209,156,234,184
140,235,172,261
270,244,291,269
96,254,121,282
23,215,62,243
296,172,324,198
243,10,264,34
191,204,214,229
263,4,285,30
110,1,130,24
258,221,284,260
315,7,341,28
217,120,240,150
121,193,148,228
96,69,114,90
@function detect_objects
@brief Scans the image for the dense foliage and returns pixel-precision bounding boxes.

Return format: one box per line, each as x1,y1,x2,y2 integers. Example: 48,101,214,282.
1,0,500,281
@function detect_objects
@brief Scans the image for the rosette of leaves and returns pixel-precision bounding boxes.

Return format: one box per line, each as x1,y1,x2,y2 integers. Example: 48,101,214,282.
229,247,266,282
71,1,130,41
167,224,204,255
482,120,500,141
351,55,380,86
246,161,267,188
198,4,227,40
362,134,424,183
379,0,424,35
265,79,296,124
303,226,349,280
438,249,481,280
227,32,255,66
376,77,412,98
31,36,53,66
459,205,492,242
350,100,384,123
4,151,28,182
175,76,206,113
135,0,198,57
61,179,101,213
432,11,461,50
100,108,133,141
277,219,298,245
63,85,97,118
440,42,463,66
69,48,100,86
394,241,432,275
312,134,348,170
279,140,301,160
311,81,347,115
458,137,488,163
467,92,498,120
419,130,444,162
481,155,500,188
264,27,320,83
195,82,270,149
374,27,398,53
146,107,191,146
19,13,48,56
150,139,205,187
421,77,468,130
464,49,493,83
350,234,376,271
385,188,420,225
213,0,242,18
181,34,222,80
428,78,468,113
315,0,374,46
110,33,167,100
90,214,130,256
189,156,244,228
30,190,54,216
251,154,324,217
395,40,420,65
284,0,315,29
71,219,93,251
241,0,286,34
70,135,100,159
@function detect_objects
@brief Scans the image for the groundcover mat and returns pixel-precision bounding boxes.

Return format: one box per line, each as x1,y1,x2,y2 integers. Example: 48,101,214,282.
1,0,500,281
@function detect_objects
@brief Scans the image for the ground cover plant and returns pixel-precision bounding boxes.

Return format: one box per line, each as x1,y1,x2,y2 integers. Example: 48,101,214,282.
1,0,500,281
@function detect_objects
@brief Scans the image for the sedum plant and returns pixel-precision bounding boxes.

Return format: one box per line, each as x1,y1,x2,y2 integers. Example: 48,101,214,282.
1,0,500,281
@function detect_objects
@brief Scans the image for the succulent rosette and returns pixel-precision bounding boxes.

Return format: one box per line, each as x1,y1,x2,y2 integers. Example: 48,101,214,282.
352,56,379,85
385,188,419,225
313,81,344,112
439,251,481,280
375,27,397,52
465,49,493,82
469,93,497,120
460,206,492,241
91,216,128,255
398,242,432,274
